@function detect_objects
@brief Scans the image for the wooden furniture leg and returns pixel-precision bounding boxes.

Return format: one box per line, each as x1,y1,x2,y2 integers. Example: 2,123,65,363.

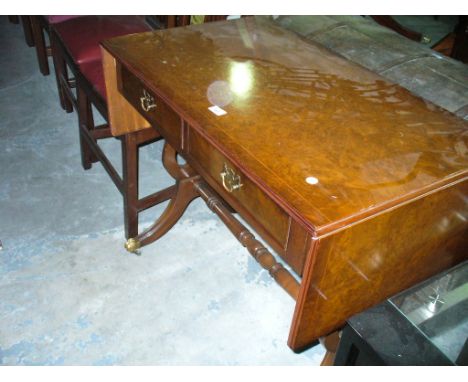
122,130,178,239
125,143,200,251
129,176,200,251
77,86,99,170
20,16,34,47
77,106,174,239
77,104,174,239
452,16,468,63
78,86,170,239
30,16,50,75
122,133,140,239
166,16,176,28
50,31,73,113
320,331,342,366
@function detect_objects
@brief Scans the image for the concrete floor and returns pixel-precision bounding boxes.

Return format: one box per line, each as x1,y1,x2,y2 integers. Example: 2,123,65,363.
393,15,458,46
0,18,325,365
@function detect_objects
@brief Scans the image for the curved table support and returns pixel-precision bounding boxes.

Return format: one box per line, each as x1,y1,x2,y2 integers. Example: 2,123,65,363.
162,141,197,180
125,143,200,252
124,142,300,301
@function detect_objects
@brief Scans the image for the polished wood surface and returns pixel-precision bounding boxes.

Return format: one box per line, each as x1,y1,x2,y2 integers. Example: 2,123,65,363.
290,179,468,350
187,127,290,250
320,331,341,366
102,17,468,235
119,65,182,145
102,49,151,135
102,17,468,351
114,56,312,274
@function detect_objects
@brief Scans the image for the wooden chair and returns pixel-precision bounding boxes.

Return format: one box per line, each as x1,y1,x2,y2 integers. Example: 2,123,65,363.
50,15,230,238
29,16,82,76
50,16,176,238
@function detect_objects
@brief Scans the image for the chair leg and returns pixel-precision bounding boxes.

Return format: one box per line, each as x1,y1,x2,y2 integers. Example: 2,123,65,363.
20,16,34,47
77,86,99,170
50,32,73,113
122,133,139,239
30,16,49,75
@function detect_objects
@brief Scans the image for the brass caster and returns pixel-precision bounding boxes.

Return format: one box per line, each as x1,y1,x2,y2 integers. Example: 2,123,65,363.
125,237,141,254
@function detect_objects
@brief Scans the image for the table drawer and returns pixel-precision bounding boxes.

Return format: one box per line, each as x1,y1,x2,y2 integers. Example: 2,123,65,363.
187,128,290,250
119,65,182,148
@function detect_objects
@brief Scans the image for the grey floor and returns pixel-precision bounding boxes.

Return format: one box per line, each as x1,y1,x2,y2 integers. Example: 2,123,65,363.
0,18,325,365
393,15,458,46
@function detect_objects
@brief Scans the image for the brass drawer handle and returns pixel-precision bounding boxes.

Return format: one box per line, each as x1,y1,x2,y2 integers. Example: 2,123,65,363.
220,163,243,193
140,89,157,112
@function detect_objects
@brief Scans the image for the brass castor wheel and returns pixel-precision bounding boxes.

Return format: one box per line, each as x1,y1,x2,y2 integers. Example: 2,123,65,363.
124,237,141,254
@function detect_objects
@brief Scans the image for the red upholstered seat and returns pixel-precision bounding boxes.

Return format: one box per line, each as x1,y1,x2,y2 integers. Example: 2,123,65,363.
80,60,107,100
53,16,151,65
47,15,82,24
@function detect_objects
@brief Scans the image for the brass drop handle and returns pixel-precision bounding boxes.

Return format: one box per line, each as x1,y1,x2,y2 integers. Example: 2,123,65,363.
140,89,157,112
220,163,243,192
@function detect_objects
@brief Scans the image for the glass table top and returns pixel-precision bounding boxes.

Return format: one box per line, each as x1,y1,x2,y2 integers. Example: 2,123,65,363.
390,260,468,364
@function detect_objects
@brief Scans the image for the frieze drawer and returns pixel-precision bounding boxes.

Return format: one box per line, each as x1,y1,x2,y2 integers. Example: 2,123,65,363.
119,65,182,148
187,127,290,253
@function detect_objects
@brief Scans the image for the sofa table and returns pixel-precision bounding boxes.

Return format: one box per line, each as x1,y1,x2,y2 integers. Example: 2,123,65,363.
100,16,468,352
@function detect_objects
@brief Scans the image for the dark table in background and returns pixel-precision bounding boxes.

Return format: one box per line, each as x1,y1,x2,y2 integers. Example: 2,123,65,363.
334,261,468,365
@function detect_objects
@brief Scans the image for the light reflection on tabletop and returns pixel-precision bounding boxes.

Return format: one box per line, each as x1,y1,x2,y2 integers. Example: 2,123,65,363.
104,16,468,230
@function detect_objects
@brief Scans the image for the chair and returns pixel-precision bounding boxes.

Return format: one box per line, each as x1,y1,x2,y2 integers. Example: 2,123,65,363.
50,16,175,239
29,16,82,76
50,15,230,239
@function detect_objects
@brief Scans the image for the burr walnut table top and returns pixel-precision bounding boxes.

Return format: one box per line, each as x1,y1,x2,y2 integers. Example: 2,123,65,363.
102,16,468,237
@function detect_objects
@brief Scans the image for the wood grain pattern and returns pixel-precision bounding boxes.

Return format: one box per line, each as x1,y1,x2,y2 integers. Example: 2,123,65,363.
284,220,310,277
116,54,307,266
102,17,468,351
187,127,290,251
101,17,468,234
119,65,183,148
289,178,468,351
101,47,151,135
